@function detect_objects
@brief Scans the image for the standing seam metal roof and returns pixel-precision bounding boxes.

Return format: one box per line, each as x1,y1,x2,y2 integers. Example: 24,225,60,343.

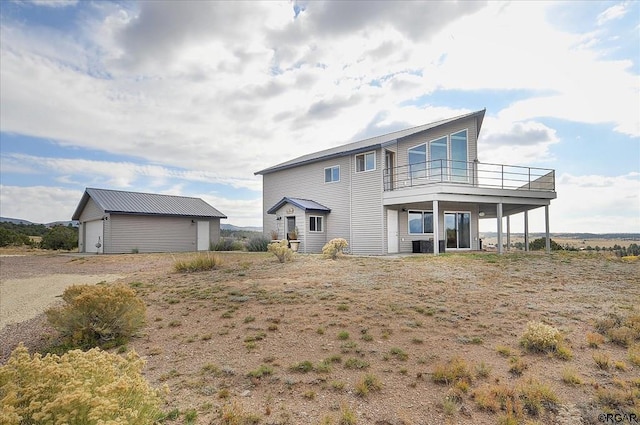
255,109,485,175
71,188,227,220
266,197,331,214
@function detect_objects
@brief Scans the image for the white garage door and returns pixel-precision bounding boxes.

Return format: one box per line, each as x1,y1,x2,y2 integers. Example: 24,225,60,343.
85,220,103,253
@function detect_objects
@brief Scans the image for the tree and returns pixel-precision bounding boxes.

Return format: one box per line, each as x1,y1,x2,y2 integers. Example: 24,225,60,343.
40,226,78,250
528,237,563,251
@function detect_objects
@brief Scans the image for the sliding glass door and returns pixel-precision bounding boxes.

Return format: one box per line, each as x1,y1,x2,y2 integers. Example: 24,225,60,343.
445,212,470,249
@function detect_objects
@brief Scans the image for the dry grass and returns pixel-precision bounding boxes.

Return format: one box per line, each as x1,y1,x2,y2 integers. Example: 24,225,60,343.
2,250,639,424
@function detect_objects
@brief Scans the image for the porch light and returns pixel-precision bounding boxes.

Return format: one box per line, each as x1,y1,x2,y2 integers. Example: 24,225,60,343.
479,211,485,217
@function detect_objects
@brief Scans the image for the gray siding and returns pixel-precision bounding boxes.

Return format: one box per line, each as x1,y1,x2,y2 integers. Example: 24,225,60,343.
108,215,197,253
262,156,352,253
350,150,385,255
79,198,103,221
397,202,479,252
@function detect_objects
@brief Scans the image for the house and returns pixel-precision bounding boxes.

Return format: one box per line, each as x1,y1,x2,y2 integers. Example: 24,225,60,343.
71,188,226,254
255,109,556,255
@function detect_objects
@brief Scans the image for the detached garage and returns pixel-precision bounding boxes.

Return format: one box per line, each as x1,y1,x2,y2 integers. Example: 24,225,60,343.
72,188,227,254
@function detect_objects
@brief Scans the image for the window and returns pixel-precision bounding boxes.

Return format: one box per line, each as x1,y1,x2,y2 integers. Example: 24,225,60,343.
445,212,470,249
429,136,448,180
356,152,375,172
408,143,426,179
309,216,323,232
408,210,433,234
450,130,468,182
324,166,340,183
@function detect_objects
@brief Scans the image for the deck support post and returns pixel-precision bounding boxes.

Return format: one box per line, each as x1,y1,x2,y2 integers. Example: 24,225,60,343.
433,200,439,255
506,215,511,251
524,210,529,252
497,203,503,255
545,205,551,253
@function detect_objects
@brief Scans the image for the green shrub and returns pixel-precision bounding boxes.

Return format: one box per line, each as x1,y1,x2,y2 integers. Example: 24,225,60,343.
246,237,269,252
0,344,164,425
322,238,349,259
46,284,146,349
40,225,78,250
174,253,222,272
212,238,245,251
267,240,293,263
0,227,32,247
528,237,563,251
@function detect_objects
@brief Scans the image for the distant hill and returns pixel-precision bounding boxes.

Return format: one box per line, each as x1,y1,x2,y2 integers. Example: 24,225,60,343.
221,223,262,233
0,217,35,225
480,232,639,240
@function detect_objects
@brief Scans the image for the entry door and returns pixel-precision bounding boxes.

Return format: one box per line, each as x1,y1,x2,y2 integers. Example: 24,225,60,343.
85,220,103,253
197,221,210,251
445,212,470,249
387,209,399,253
286,216,296,239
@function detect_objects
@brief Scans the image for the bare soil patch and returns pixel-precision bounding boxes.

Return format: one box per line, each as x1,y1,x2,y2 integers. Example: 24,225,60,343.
1,250,638,424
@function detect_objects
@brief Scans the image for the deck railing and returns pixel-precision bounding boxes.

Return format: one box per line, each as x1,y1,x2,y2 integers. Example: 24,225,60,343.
383,160,555,192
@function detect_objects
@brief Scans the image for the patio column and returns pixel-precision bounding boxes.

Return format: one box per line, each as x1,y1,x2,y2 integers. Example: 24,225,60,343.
545,205,551,253
433,200,439,255
497,203,503,254
506,215,511,251
524,210,529,252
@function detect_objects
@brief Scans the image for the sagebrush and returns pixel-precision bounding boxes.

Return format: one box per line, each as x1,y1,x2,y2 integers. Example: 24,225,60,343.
0,344,164,425
174,253,222,272
267,240,293,263
46,283,146,349
322,238,348,259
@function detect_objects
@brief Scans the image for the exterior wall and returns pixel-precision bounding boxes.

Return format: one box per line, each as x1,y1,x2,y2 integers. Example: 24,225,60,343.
305,211,328,253
395,116,479,183
106,215,220,254
350,150,385,255
262,155,352,253
396,202,480,252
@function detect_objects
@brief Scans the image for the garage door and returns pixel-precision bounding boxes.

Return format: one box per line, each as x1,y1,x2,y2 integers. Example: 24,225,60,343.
85,220,104,253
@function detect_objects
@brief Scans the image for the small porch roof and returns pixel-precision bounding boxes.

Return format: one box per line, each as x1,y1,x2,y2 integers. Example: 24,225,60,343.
267,197,331,214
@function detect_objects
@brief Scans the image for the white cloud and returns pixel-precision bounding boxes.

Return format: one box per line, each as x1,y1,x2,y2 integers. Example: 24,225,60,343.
0,185,82,223
597,1,630,26
1,154,262,191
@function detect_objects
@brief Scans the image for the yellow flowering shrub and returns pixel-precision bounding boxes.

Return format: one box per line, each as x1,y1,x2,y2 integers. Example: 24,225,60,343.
322,238,349,260
46,284,146,349
0,344,165,425
267,240,293,263
520,321,562,352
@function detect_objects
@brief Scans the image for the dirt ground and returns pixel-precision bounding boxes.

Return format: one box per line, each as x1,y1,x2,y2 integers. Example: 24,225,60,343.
1,250,638,425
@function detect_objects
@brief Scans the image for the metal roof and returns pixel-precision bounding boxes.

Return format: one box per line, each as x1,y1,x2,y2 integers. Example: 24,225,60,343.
71,188,227,220
267,197,331,214
255,109,485,175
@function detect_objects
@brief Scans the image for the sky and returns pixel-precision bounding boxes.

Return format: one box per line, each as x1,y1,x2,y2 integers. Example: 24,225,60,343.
0,0,638,233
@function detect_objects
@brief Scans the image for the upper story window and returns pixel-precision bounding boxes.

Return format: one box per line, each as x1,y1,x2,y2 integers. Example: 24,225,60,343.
408,143,427,179
324,166,340,183
356,152,375,172
450,130,468,182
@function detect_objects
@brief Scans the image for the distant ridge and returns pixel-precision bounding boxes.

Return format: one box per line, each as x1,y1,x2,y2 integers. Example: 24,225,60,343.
0,217,35,225
221,223,262,232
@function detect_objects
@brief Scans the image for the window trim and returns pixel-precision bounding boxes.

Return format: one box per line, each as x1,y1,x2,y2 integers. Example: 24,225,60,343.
309,215,323,233
355,151,376,173
408,210,434,235
324,165,340,183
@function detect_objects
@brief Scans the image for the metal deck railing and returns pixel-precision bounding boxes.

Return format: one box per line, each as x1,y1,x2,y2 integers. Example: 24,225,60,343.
383,160,555,192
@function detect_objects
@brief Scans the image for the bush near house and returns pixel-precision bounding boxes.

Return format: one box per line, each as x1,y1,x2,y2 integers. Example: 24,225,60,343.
322,238,349,259
267,240,293,263
0,344,164,425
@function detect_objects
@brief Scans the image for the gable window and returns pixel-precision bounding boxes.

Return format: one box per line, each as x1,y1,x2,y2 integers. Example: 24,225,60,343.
408,143,427,179
408,210,433,234
309,216,323,232
429,136,448,180
450,130,468,182
355,152,375,172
